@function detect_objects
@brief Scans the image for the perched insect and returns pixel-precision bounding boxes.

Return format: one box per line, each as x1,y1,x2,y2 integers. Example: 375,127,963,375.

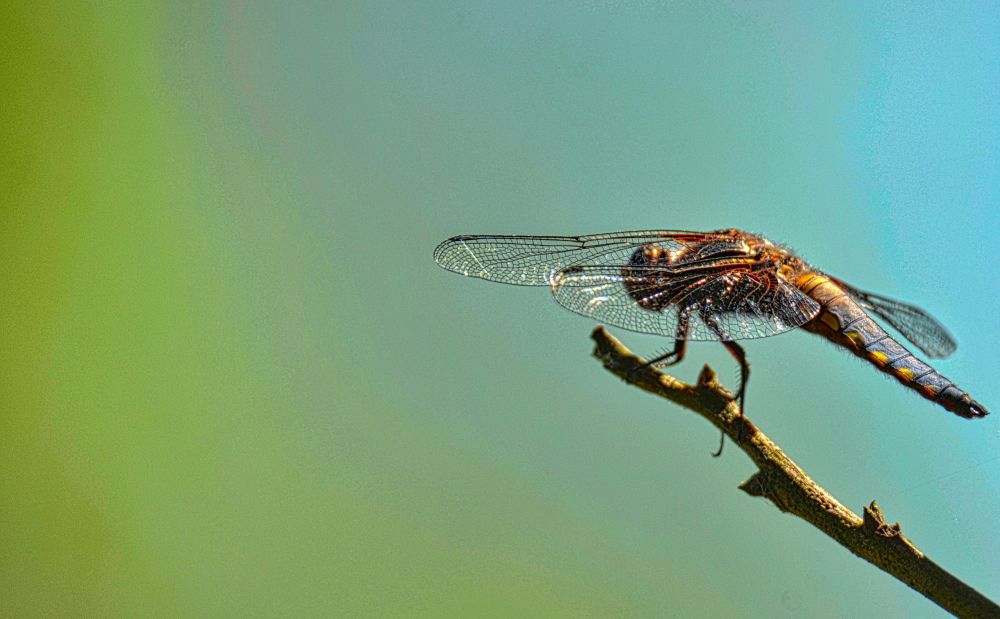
434,229,988,428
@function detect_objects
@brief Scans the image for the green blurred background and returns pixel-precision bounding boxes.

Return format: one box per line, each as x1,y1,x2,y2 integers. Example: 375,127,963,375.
2,2,997,617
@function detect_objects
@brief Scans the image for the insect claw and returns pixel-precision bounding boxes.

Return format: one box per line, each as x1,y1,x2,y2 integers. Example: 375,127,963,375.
711,431,725,457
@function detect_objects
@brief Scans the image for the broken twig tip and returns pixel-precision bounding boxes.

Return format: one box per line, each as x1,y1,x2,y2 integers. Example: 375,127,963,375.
863,501,904,539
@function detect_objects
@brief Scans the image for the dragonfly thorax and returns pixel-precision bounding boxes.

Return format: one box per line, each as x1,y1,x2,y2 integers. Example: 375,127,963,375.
623,244,683,312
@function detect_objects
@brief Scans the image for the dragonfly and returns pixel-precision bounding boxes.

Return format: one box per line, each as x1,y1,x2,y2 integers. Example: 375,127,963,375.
434,229,988,435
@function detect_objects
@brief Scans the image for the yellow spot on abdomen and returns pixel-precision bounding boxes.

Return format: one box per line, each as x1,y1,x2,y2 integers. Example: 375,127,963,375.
820,312,840,331
895,367,915,381
844,331,864,348
869,351,889,366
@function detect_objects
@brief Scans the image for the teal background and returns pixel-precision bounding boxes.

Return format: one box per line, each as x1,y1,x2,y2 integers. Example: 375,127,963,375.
2,2,997,617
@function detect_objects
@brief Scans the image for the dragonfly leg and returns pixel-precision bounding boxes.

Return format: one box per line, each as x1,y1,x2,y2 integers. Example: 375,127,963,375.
708,339,750,457
627,340,684,381
702,316,750,457
720,339,750,416
631,312,690,375
643,338,687,369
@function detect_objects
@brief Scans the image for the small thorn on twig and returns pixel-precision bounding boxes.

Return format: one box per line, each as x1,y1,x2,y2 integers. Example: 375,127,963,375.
739,471,767,497
739,471,788,512
698,364,718,388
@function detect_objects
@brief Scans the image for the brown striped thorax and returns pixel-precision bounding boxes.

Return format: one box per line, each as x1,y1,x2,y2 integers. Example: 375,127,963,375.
435,229,989,423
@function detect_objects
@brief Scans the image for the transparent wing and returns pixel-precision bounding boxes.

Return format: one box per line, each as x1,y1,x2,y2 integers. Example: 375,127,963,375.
840,283,957,359
433,231,739,286
552,263,820,341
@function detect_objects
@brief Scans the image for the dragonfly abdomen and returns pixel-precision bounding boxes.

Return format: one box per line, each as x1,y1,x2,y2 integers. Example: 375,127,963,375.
796,273,987,419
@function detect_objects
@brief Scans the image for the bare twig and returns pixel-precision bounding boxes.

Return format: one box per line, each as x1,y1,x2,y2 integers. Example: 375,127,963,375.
590,326,999,619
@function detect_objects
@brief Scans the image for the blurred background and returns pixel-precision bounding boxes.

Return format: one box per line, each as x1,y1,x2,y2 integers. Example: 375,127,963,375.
2,2,997,616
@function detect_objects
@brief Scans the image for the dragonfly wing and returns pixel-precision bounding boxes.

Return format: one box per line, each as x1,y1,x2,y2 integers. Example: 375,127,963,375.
433,231,733,286
840,283,957,359
552,263,820,341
